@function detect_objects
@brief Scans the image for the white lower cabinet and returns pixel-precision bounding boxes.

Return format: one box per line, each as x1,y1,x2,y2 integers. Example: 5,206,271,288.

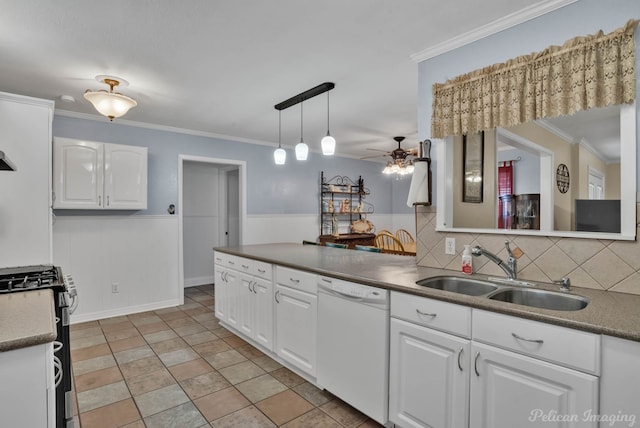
600,335,640,427
0,342,55,428
274,266,317,377
238,273,273,351
214,253,273,351
390,293,600,428
470,342,598,428
390,317,470,428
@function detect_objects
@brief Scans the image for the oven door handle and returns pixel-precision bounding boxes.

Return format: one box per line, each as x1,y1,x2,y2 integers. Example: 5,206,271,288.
53,355,63,388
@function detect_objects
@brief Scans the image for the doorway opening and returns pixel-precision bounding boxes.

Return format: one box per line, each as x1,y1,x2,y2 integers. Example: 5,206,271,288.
178,155,246,294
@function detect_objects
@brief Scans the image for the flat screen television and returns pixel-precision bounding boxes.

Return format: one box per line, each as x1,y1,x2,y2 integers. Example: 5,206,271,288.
575,199,620,233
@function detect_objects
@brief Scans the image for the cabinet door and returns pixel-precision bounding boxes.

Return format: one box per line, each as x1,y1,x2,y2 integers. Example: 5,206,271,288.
53,138,103,208
275,284,317,376
103,143,147,209
600,335,640,427
253,277,273,351
214,267,228,321
237,273,255,339
389,318,470,428
470,342,598,428
224,269,241,329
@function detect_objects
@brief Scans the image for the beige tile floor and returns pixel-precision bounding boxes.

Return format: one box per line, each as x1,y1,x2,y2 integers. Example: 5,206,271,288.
70,285,383,428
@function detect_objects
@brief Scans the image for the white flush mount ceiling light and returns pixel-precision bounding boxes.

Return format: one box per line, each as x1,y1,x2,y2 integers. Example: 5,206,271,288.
274,82,335,163
295,102,309,161
84,75,137,121
321,91,336,155
274,111,287,165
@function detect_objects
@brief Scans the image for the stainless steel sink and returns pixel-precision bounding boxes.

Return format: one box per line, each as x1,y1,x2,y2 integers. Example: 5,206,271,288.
416,276,499,296
488,288,589,311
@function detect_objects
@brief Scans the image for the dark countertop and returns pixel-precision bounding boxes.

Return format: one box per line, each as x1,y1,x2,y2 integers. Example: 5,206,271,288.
215,243,640,342
0,289,57,352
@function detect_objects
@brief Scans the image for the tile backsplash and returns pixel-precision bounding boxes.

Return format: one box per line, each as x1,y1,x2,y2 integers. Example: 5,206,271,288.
415,205,640,296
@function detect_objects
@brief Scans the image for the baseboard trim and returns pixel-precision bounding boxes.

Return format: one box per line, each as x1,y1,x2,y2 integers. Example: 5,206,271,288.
70,298,182,324
184,276,215,288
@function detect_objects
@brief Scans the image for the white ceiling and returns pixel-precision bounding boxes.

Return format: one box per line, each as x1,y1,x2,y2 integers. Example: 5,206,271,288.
1,0,571,159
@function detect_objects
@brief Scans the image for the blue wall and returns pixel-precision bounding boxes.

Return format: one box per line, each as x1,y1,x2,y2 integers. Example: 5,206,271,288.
418,0,640,195
53,115,414,216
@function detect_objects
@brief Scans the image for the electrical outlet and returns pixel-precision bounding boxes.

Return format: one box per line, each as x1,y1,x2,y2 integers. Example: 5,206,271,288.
445,237,456,255
112,282,119,293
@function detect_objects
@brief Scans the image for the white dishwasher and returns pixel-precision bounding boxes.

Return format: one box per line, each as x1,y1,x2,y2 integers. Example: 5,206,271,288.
317,276,389,425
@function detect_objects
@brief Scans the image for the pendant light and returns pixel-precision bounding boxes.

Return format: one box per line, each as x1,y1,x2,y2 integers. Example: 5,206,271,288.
274,110,286,165
295,102,309,161
321,91,336,155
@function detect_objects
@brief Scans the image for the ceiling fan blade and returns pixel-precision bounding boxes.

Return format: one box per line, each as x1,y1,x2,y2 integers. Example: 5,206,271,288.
365,148,391,153
407,148,419,156
360,154,388,160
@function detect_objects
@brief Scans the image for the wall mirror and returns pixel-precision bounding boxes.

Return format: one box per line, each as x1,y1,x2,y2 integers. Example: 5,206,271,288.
436,101,636,240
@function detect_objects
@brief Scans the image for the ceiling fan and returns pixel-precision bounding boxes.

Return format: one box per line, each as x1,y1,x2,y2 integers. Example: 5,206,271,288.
361,136,419,175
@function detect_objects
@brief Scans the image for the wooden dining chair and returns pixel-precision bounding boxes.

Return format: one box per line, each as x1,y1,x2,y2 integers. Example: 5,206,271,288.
395,229,415,245
374,233,405,253
376,229,393,236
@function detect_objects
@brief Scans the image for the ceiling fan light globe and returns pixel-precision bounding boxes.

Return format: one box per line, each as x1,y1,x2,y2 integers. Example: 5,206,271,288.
321,135,336,155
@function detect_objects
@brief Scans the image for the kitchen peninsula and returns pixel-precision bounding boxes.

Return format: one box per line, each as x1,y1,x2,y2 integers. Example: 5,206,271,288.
214,243,640,428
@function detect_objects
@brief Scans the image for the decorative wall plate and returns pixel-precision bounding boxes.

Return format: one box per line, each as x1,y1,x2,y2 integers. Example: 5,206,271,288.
556,163,570,193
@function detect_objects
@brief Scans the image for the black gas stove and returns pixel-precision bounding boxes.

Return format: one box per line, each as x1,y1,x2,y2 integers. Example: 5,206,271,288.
0,265,77,428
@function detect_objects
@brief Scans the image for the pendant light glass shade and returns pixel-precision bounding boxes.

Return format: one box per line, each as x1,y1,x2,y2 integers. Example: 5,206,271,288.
321,91,336,155
295,102,308,161
274,148,286,164
321,135,335,155
295,142,309,160
274,111,286,165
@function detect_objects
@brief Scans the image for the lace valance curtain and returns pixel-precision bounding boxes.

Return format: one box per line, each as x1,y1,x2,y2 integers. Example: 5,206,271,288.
431,19,638,139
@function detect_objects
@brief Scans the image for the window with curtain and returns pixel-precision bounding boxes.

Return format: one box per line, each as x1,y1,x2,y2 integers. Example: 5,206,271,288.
431,19,638,139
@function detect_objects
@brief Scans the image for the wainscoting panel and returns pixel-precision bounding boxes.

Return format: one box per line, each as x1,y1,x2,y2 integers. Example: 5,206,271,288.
53,215,181,323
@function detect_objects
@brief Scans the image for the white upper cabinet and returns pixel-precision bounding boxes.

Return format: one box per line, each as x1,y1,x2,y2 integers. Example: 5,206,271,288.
53,137,147,210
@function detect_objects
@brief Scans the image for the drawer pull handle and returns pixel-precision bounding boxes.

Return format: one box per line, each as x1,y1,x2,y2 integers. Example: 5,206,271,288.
258,269,266,273
242,264,249,269
275,290,280,303
289,277,300,284
474,352,480,376
321,278,332,284
416,309,437,318
457,347,464,372
228,261,235,265
512,333,544,344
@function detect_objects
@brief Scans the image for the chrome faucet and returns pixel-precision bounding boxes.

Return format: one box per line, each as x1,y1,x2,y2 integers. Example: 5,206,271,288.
471,240,518,279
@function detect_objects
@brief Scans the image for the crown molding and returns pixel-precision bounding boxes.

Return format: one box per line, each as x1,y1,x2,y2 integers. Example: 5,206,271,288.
54,108,377,162
410,0,578,62
54,109,275,148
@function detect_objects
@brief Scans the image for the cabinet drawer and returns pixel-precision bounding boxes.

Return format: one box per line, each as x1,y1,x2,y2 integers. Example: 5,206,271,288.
214,251,231,266
391,291,471,338
249,260,272,280
472,309,600,374
275,266,317,295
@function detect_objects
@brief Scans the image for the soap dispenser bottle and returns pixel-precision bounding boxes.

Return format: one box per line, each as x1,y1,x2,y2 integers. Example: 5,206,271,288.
461,245,473,274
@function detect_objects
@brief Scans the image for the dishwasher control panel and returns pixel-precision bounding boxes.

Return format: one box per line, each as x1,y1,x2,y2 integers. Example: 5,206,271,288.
318,276,388,303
